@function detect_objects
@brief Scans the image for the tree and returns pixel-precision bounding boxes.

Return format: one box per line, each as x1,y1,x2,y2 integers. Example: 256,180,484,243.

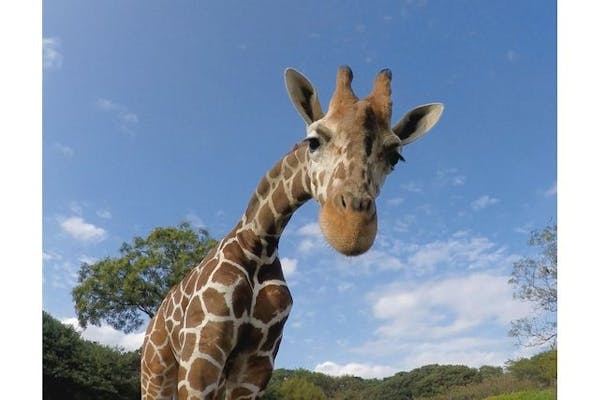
509,223,557,347
507,349,557,386
278,377,327,400
43,311,141,399
72,222,217,333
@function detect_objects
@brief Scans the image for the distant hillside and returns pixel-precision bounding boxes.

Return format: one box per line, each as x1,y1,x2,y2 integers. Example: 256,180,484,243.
263,352,556,400
43,311,556,399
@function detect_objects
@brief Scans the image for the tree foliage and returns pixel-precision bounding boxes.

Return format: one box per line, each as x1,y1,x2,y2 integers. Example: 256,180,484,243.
278,377,327,399
42,314,555,400
363,364,481,399
509,224,557,347
506,349,557,387
72,222,217,333
265,365,483,400
43,311,140,399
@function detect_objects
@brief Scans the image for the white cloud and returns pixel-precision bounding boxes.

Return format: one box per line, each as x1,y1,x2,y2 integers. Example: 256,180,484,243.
42,250,62,262
96,209,112,219
404,232,510,272
436,168,466,186
61,318,145,351
471,195,499,210
354,336,529,371
281,257,298,277
514,222,535,235
295,222,326,254
346,271,539,371
119,112,139,124
185,212,206,228
297,222,321,237
370,273,532,340
95,97,139,136
96,98,118,111
43,37,63,69
53,142,74,157
507,49,518,63
298,238,317,253
44,260,79,290
315,361,396,379
79,255,98,265
400,181,423,193
68,201,84,216
60,216,107,243
343,248,404,271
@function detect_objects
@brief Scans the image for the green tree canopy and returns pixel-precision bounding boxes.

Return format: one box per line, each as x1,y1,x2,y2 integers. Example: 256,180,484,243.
72,222,217,333
509,223,557,347
43,311,140,399
278,377,327,400
507,349,557,386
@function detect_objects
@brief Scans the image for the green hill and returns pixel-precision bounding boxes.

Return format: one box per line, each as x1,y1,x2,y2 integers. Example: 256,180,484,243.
43,311,556,399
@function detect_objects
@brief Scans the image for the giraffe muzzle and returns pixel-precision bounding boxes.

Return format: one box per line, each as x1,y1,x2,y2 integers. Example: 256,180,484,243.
319,192,377,256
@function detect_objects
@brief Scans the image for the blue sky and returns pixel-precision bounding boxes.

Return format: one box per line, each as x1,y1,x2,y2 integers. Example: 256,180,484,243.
42,0,556,377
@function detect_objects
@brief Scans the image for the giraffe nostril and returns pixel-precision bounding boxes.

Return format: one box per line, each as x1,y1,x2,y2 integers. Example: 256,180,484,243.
336,192,375,214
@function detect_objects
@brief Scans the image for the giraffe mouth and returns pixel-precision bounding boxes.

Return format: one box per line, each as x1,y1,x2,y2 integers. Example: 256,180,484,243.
318,198,377,256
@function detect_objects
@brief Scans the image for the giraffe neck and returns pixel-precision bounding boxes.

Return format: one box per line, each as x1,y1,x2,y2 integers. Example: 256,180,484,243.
228,142,313,262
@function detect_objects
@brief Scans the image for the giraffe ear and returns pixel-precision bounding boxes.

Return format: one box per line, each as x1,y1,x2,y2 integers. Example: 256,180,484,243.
392,103,444,145
285,68,325,125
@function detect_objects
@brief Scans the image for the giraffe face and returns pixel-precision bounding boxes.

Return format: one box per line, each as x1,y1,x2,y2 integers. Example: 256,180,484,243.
285,66,443,256
304,102,399,256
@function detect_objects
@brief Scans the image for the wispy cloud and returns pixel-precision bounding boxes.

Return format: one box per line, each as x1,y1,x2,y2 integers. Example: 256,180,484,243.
436,168,466,186
544,181,557,197
506,49,518,63
315,361,396,379
96,98,139,137
294,222,326,254
355,335,529,372
370,273,531,340
342,248,404,271
346,272,536,370
386,197,404,206
281,257,298,277
42,250,62,262
514,222,535,235
399,181,423,193
43,260,79,290
43,37,63,69
403,231,511,272
79,255,98,265
60,216,107,243
96,209,112,220
61,318,145,351
53,142,74,157
185,212,206,229
471,195,499,210
68,201,84,216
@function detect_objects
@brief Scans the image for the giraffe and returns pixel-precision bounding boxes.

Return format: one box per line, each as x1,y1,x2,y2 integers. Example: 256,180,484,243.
140,65,444,399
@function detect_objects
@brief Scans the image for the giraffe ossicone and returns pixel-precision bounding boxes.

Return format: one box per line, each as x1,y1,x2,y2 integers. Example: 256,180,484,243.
141,66,444,399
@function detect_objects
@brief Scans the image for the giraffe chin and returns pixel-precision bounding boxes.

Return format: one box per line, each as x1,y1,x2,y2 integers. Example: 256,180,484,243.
318,200,377,256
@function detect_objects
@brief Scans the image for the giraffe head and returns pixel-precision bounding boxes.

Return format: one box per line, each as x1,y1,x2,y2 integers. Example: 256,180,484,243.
285,66,443,256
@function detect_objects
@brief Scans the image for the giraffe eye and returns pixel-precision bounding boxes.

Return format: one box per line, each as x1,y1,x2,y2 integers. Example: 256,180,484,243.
305,137,321,152
386,151,405,168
